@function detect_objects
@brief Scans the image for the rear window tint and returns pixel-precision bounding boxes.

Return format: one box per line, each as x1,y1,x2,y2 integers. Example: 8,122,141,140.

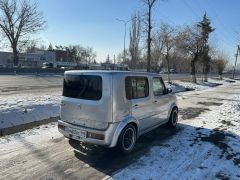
63,75,102,100
125,76,149,100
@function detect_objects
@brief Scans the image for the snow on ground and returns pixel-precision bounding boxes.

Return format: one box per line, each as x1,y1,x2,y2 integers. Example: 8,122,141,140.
0,78,239,179
168,78,235,93
0,91,61,129
0,122,61,148
113,90,240,179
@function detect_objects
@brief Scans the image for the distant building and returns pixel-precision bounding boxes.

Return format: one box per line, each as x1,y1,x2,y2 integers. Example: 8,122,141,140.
0,50,129,70
0,50,56,68
20,50,56,68
0,51,12,67
0,50,75,68
101,63,129,71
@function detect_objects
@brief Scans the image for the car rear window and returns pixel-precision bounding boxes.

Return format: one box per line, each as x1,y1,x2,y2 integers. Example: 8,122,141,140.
63,74,102,100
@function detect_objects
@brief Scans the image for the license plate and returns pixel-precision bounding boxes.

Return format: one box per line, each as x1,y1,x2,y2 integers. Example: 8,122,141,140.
67,127,87,138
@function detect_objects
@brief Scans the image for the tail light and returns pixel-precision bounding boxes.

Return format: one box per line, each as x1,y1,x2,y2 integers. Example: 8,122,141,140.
58,124,65,130
87,132,105,140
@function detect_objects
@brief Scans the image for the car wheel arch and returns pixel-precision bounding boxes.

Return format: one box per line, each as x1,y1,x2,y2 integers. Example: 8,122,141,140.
109,117,139,148
168,103,178,119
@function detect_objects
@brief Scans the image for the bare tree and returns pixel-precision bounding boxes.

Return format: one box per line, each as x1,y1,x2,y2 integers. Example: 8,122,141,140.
159,23,176,83
25,40,37,53
0,0,46,66
142,0,157,72
85,47,97,64
63,45,97,64
214,56,228,80
172,32,192,73
129,13,141,69
151,30,164,73
116,50,131,65
178,25,203,83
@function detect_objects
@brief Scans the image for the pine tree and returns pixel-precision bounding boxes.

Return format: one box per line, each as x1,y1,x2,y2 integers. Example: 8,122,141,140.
197,13,215,82
48,44,54,51
105,54,111,63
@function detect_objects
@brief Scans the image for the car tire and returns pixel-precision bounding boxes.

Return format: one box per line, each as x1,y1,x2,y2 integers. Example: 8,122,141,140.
167,108,178,128
117,124,137,154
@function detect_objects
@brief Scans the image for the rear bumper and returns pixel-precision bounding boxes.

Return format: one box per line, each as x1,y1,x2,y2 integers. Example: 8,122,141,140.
58,120,119,147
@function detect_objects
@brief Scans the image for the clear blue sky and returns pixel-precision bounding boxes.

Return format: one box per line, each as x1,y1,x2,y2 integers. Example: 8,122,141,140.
38,0,240,64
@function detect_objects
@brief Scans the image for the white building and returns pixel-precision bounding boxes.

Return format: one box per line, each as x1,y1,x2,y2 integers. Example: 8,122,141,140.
0,51,12,67
0,50,56,68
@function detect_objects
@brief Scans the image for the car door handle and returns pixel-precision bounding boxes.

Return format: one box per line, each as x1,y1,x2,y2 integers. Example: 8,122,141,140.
153,100,158,104
134,104,138,107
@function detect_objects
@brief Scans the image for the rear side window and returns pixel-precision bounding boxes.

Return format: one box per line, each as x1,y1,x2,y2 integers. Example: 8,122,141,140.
63,75,102,100
125,76,149,100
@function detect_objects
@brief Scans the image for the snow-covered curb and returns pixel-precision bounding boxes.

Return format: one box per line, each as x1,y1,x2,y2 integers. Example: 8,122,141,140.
0,122,61,147
0,92,61,131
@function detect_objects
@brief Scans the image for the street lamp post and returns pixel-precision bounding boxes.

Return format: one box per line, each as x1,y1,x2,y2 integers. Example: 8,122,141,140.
232,45,240,79
116,18,132,62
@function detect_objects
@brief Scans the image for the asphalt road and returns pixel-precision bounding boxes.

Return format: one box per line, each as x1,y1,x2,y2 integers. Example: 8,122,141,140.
0,73,232,95
0,75,63,95
0,82,239,179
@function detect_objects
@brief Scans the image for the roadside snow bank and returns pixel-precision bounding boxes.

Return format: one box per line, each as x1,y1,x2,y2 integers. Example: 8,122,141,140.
0,92,61,130
168,78,233,93
113,94,240,180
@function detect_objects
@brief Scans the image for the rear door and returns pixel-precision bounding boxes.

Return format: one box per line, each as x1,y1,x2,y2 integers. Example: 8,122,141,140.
125,76,154,131
60,72,112,130
152,77,170,125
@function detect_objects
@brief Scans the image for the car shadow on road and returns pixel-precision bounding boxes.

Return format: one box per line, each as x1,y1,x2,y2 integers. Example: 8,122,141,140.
69,124,182,176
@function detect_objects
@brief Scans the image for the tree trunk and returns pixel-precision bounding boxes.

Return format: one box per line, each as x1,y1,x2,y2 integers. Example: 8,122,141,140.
203,62,210,82
166,54,171,83
147,6,151,72
204,73,208,82
219,74,222,80
191,59,197,83
12,46,19,67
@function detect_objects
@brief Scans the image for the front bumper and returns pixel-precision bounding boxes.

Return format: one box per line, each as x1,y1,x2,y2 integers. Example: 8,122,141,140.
58,120,119,147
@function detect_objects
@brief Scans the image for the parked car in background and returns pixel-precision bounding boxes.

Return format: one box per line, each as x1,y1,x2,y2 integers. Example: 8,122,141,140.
42,62,54,69
60,66,74,70
159,70,168,74
170,69,178,74
58,70,178,153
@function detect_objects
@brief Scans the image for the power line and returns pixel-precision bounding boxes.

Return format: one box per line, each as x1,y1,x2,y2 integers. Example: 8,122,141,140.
205,0,236,45
183,0,234,48
157,12,178,27
182,0,201,19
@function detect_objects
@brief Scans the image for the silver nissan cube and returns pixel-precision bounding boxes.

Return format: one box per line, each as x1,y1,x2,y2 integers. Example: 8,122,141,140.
58,70,178,153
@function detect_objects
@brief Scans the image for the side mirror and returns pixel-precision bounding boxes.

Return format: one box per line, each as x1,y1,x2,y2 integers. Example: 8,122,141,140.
167,88,172,94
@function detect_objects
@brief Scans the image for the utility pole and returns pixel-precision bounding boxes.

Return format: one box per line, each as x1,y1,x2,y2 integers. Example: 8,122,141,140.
232,45,240,79
113,55,116,70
